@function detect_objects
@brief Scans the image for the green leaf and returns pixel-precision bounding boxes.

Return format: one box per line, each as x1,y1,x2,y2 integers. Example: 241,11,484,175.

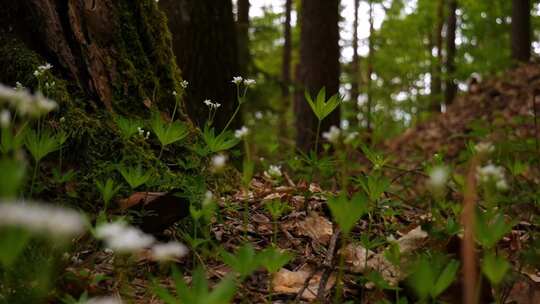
24,129,62,163
304,87,342,121
481,253,510,286
259,247,293,274
151,112,189,147
220,243,260,279
327,192,369,234
432,259,460,297
117,164,151,189
0,158,25,198
0,227,32,267
202,126,240,153
114,115,142,139
475,211,514,249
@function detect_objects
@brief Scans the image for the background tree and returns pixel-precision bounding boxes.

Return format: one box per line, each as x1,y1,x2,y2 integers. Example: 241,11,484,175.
511,0,532,62
431,0,445,112
350,0,361,104
445,0,458,105
159,0,240,130
280,0,294,138
294,0,341,152
237,0,251,76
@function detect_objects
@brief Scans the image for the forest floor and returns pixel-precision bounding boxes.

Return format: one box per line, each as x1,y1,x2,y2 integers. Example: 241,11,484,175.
62,64,540,303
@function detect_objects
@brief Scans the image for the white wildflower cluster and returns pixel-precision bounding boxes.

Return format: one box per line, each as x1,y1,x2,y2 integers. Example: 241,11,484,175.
322,126,341,144
427,165,450,191
0,201,86,238
151,241,188,261
254,111,263,120
44,81,56,90
203,99,221,109
264,165,282,180
211,153,227,172
340,119,350,130
235,126,249,139
33,63,53,78
203,190,214,207
477,163,508,190
231,76,256,87
95,222,189,260
475,142,495,154
137,127,150,139
180,80,189,89
0,109,11,128
0,83,57,117
86,296,123,304
14,82,24,91
344,131,359,145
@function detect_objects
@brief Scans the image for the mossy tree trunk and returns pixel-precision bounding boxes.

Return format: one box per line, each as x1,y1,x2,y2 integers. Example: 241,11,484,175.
159,0,240,131
0,0,184,117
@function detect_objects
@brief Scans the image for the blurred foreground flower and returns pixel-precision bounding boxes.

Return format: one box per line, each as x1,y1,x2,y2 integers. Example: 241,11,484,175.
322,126,341,144
427,166,449,193
0,201,86,238
477,163,508,190
265,165,282,180
0,83,57,117
151,241,189,261
95,222,154,254
86,296,123,304
234,126,249,139
211,154,227,172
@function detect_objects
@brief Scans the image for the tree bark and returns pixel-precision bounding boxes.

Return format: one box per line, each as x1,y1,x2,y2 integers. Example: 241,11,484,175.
431,0,445,112
279,0,293,139
0,0,183,115
350,0,360,104
367,0,374,135
237,0,251,76
294,0,341,152
511,0,531,62
445,0,458,106
159,0,240,130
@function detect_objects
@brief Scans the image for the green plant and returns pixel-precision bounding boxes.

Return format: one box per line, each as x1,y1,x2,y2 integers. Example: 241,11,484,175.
24,128,63,196
153,267,236,304
259,246,293,302
96,178,122,210
304,87,342,150
475,210,514,249
202,125,239,154
265,199,290,243
481,252,510,287
220,243,260,280
0,158,25,198
1,122,27,154
115,115,143,139
407,254,460,301
327,192,369,235
151,112,189,158
117,164,151,189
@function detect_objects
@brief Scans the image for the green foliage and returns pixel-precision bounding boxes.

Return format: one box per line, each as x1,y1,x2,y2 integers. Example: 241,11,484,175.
117,164,151,189
220,243,260,279
259,247,293,274
475,210,514,249
0,158,25,198
153,267,236,304
115,115,143,139
96,179,122,210
327,192,369,235
407,255,460,300
264,199,290,220
202,125,239,154
151,112,189,147
1,122,27,154
304,87,342,122
481,252,510,286
24,129,62,163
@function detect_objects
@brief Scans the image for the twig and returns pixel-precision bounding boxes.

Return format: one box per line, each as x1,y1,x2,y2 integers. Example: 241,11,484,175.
295,266,318,302
316,228,340,302
462,156,479,304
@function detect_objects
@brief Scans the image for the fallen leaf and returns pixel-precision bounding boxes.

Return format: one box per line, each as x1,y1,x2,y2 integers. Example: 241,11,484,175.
272,266,335,301
397,226,428,253
297,213,334,245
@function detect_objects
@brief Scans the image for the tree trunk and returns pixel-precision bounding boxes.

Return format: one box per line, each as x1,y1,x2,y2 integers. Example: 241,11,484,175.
511,0,531,62
350,0,360,104
431,0,445,112
0,0,183,116
294,0,341,152
279,0,293,139
237,0,251,76
159,0,240,130
366,0,374,135
445,0,458,106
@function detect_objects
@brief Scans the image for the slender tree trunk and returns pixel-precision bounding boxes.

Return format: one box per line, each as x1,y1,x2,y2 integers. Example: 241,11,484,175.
294,0,340,152
445,0,458,106
431,0,445,112
511,0,531,62
367,0,374,135
160,0,240,130
0,0,183,116
350,0,360,104
237,0,250,76
279,0,293,139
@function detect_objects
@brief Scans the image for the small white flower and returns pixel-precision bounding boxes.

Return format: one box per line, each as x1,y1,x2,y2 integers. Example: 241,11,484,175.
232,76,243,85
172,90,178,96
203,99,213,107
180,80,189,89
95,222,154,253
86,296,123,304
34,91,58,113
203,190,214,206
214,102,221,108
243,79,256,87
254,111,263,119
340,119,350,130
145,131,150,139
427,166,449,190
0,201,86,238
151,241,189,261
59,116,66,123
344,131,358,144
0,109,11,128
477,163,507,191
265,165,282,179
234,126,249,139
137,127,145,136
474,142,494,154
322,126,341,144
211,154,227,171
15,82,24,90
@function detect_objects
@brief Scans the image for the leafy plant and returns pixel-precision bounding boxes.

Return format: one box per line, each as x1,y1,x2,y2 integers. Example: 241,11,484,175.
407,255,460,301
475,210,514,249
304,87,342,150
24,129,62,164
202,125,239,154
481,252,510,286
96,178,122,210
117,164,151,189
153,267,236,304
327,192,369,235
259,246,293,274
115,115,142,139
151,112,189,157
220,243,260,280
0,158,25,198
1,122,27,154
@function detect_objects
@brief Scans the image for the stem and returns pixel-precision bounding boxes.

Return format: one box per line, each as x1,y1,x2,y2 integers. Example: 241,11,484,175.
221,105,241,136
334,233,348,304
30,161,39,197
314,120,321,152
158,144,165,159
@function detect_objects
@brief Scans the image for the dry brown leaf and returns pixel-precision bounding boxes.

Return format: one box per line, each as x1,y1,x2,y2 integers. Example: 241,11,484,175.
272,267,335,301
297,213,334,245
396,226,428,253
118,192,166,210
